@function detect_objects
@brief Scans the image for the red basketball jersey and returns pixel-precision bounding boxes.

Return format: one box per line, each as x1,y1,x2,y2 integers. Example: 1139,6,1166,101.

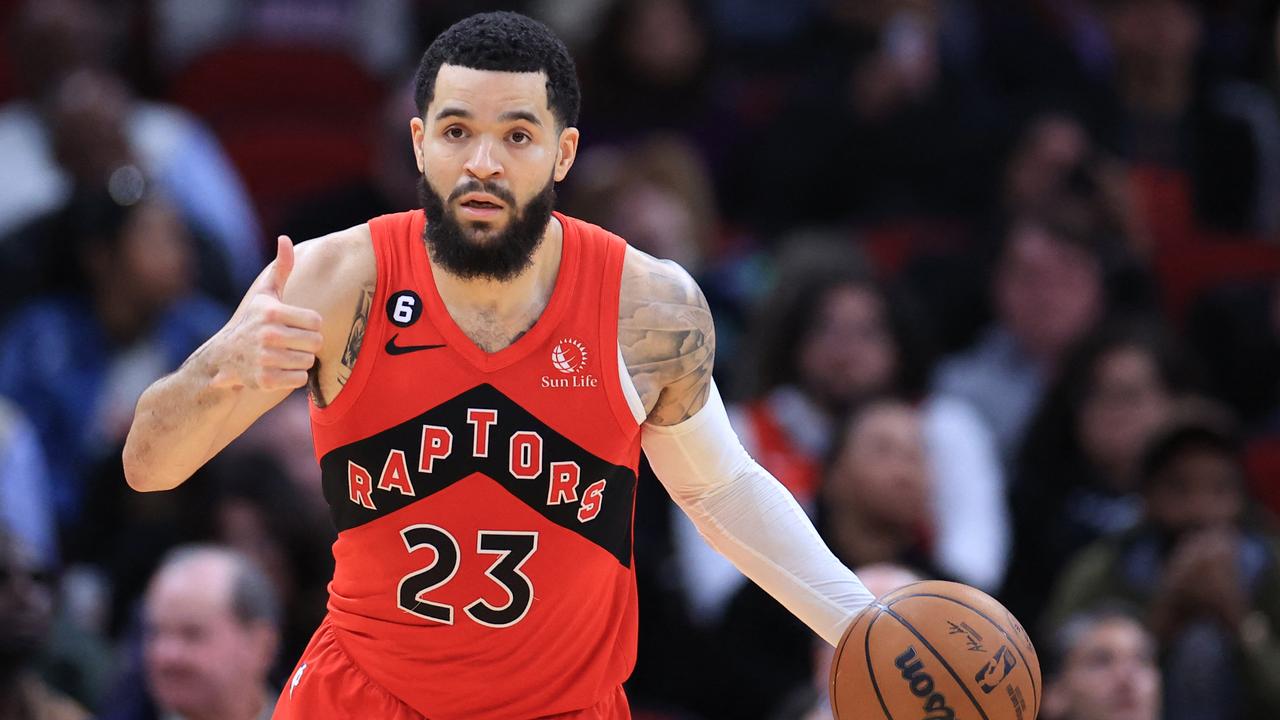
309,210,643,719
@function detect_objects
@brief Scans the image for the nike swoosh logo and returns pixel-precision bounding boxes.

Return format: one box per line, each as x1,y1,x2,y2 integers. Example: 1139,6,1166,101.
385,334,446,355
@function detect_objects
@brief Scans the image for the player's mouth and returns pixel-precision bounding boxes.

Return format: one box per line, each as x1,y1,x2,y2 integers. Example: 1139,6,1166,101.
458,194,506,219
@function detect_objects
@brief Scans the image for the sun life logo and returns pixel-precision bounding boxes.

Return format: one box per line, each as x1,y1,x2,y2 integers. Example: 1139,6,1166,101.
551,338,588,374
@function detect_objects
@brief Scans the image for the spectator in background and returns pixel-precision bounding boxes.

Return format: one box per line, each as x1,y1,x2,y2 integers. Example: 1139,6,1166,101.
1047,401,1280,720
0,0,262,291
1187,277,1280,432
1185,276,1280,521
0,187,226,532
1000,109,1147,257
1002,111,1098,224
700,0,818,50
574,0,753,217
761,241,1005,581
1041,606,1161,720
819,398,943,576
204,452,334,682
709,400,943,719
230,393,328,515
733,240,920,512
1095,0,1280,235
563,135,756,380
933,208,1107,465
0,68,134,317
901,106,1147,360
731,0,1002,230
0,398,56,568
0,525,87,720
671,238,1006,632
579,0,718,145
0,68,244,315
527,0,615,49
566,135,718,276
279,80,421,243
108,545,280,720
1004,318,1199,628
152,0,414,79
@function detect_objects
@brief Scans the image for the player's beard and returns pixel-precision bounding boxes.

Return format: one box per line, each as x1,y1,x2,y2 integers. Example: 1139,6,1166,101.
419,173,556,282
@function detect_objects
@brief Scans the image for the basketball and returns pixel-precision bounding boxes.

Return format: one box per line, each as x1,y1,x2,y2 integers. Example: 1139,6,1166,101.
830,580,1041,720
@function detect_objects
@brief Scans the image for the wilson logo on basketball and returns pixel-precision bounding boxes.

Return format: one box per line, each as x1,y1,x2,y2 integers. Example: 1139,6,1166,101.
551,338,588,374
894,646,958,720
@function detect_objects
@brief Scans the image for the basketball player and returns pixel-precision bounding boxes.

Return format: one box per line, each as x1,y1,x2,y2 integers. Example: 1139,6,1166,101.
123,12,875,719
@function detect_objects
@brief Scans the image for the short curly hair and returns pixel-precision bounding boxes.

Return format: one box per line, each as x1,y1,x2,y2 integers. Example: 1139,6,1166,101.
414,11,580,129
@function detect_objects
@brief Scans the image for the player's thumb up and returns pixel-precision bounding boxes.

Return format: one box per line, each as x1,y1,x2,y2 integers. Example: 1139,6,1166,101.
264,235,296,299
211,234,321,391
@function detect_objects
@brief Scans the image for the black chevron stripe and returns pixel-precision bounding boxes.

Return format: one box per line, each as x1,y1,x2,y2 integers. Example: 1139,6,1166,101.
319,384,637,567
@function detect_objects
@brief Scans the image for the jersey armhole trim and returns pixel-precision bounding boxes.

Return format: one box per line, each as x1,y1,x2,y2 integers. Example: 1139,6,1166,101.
600,238,644,434
310,222,387,426
616,343,647,425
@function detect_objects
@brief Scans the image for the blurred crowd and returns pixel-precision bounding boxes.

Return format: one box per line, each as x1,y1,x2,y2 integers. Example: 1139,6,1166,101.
1,0,1280,718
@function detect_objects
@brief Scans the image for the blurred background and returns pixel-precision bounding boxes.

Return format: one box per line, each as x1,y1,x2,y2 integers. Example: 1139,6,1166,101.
1,0,1279,719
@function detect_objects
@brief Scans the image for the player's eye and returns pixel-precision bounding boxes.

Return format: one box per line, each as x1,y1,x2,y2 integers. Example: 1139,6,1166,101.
444,126,467,140
509,130,531,144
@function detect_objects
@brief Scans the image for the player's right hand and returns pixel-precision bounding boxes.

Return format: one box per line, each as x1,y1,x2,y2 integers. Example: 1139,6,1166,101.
211,236,324,391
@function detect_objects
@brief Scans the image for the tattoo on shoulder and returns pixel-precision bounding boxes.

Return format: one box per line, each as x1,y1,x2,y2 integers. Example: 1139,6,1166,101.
337,283,374,388
618,254,715,426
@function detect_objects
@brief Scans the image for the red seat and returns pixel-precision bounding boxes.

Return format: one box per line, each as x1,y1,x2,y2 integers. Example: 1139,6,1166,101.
1126,161,1280,322
218,120,371,234
167,42,384,237
1129,164,1196,250
1154,235,1280,322
859,218,969,277
170,42,383,125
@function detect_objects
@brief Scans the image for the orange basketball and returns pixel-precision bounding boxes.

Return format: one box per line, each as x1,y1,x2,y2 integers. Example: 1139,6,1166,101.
830,580,1041,720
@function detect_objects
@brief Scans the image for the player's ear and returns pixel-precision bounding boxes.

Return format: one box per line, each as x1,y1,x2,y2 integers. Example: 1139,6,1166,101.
410,116,427,174
553,126,579,182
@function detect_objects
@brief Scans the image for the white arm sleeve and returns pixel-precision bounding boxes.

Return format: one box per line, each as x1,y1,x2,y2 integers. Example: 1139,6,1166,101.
641,381,875,646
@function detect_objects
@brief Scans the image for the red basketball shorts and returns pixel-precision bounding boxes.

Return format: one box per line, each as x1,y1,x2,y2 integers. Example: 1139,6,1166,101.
272,617,631,719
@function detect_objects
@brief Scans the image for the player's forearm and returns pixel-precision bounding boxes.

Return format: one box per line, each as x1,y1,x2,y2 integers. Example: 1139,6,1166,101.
125,238,325,492
123,338,241,491
681,464,875,644
643,382,875,645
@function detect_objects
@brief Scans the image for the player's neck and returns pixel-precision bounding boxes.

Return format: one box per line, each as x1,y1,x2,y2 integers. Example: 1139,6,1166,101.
431,216,564,323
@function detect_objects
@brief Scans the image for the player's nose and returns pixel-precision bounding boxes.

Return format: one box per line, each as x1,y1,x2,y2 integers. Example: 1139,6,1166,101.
463,137,503,179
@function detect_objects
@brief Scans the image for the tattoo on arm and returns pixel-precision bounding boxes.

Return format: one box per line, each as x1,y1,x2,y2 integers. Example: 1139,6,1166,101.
337,283,374,388
619,253,716,426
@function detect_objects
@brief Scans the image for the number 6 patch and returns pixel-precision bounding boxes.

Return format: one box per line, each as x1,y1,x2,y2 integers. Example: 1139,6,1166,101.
387,290,423,327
